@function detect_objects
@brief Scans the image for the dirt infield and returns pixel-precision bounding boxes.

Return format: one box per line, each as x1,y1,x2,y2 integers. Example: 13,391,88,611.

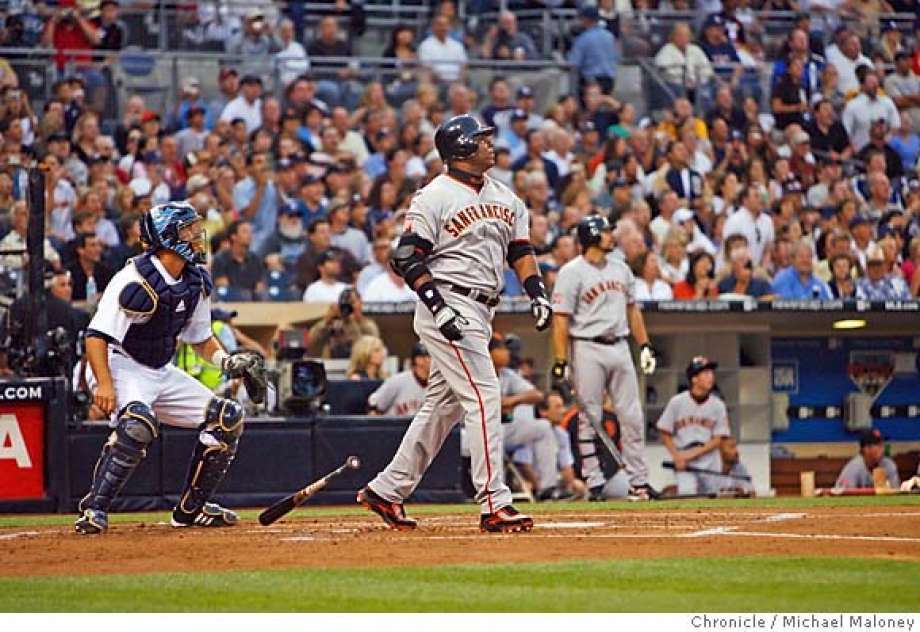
2,505,919,578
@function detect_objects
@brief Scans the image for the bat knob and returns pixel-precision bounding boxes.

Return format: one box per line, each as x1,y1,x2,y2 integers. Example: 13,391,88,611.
346,455,361,469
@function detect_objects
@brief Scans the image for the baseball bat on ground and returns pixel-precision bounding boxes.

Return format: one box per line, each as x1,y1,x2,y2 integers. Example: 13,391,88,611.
258,455,361,526
662,461,753,481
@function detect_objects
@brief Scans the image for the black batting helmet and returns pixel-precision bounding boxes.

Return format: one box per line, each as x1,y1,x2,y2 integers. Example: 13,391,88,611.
434,114,495,162
410,341,429,359
686,356,718,382
576,214,611,249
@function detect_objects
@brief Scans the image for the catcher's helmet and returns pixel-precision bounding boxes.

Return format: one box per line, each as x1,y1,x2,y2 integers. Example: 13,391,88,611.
686,356,718,382
434,114,495,162
140,202,207,265
576,214,612,249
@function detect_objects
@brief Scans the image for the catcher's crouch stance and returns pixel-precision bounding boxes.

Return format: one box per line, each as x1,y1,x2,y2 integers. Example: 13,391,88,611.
75,202,265,534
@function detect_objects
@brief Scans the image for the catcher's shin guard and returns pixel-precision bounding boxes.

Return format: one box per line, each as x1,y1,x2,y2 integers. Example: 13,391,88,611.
174,397,244,520
76,402,159,526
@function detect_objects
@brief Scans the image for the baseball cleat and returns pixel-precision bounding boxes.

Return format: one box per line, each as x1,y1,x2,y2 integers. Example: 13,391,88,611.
480,506,534,533
357,486,418,530
171,502,239,528
627,484,661,501
74,508,109,535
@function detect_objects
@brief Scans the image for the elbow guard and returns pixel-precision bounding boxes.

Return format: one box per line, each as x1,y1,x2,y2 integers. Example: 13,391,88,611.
391,233,434,287
506,240,534,266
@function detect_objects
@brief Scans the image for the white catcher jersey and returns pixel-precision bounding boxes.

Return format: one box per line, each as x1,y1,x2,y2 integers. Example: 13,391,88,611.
368,370,427,417
552,254,636,338
404,173,530,293
656,391,731,466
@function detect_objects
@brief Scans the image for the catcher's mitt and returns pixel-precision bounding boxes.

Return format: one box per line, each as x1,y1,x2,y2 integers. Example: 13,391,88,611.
223,350,268,404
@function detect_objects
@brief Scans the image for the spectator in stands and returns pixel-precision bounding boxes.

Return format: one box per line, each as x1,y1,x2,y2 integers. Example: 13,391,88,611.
67,232,112,303
307,287,379,358
827,31,871,95
327,199,369,265
227,9,278,57
843,71,900,153
856,243,911,299
482,11,538,61
673,250,718,300
706,85,747,135
717,246,773,298
771,57,809,130
827,253,857,298
835,428,900,489
496,109,530,163
771,240,832,299
368,342,430,416
630,251,674,300
308,16,358,108
724,185,775,267
654,23,714,99
699,16,741,83
857,119,903,181
233,152,278,255
104,215,143,271
906,236,920,297
480,77,514,128
890,113,920,169
418,14,467,83
808,99,852,162
303,250,348,303
347,335,389,380
261,201,310,274
220,74,263,134
664,140,705,211
274,18,310,87
512,129,560,192
211,220,266,301
884,51,920,134
863,173,902,221
660,229,690,285
362,255,416,303
816,229,853,281
0,200,61,271
567,5,618,94
42,6,100,81
208,68,239,128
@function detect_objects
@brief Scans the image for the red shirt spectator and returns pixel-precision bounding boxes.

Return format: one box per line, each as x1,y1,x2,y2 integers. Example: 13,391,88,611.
42,7,100,72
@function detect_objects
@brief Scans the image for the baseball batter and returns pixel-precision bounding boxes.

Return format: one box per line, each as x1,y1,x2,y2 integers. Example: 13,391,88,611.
551,215,658,499
657,357,731,495
74,202,265,534
358,114,552,533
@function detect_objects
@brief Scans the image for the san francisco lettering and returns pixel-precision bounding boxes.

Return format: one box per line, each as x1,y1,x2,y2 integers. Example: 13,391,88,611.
673,416,716,432
444,203,514,238
582,279,626,304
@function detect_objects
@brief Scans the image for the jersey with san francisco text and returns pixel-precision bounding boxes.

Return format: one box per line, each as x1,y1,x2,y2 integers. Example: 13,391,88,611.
551,254,635,338
656,391,730,469
403,173,529,294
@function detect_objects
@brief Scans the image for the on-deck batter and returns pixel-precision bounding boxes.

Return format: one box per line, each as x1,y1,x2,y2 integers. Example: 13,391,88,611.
358,114,553,533
551,215,658,500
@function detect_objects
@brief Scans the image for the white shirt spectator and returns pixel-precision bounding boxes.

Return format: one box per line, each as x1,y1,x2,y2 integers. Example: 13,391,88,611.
418,33,467,82
634,277,674,300
275,40,310,86
356,261,386,295
303,279,347,303
49,178,78,242
825,46,871,95
654,42,714,88
220,95,263,134
362,273,417,303
842,93,900,152
722,206,775,265
0,231,60,270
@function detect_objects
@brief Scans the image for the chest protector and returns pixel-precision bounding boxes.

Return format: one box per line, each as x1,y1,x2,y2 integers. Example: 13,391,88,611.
119,253,213,369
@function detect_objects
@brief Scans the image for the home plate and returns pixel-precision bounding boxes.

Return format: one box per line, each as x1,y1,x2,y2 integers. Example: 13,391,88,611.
537,521,606,529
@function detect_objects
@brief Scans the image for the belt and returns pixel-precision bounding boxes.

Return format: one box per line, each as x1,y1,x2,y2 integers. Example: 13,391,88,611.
572,335,627,346
447,284,501,307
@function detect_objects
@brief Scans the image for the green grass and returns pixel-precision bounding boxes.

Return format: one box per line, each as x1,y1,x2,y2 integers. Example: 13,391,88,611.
0,557,917,612
2,495,918,528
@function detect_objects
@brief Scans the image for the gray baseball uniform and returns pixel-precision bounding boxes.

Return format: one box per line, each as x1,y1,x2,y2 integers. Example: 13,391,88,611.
835,455,900,489
656,391,731,495
498,367,558,492
368,173,529,515
368,371,427,417
552,254,647,489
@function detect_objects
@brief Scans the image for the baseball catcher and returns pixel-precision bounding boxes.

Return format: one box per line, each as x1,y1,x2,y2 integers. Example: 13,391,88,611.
74,202,263,534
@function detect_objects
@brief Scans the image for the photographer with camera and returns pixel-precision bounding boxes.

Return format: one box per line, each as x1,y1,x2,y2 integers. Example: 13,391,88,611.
307,284,380,359
42,5,104,110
